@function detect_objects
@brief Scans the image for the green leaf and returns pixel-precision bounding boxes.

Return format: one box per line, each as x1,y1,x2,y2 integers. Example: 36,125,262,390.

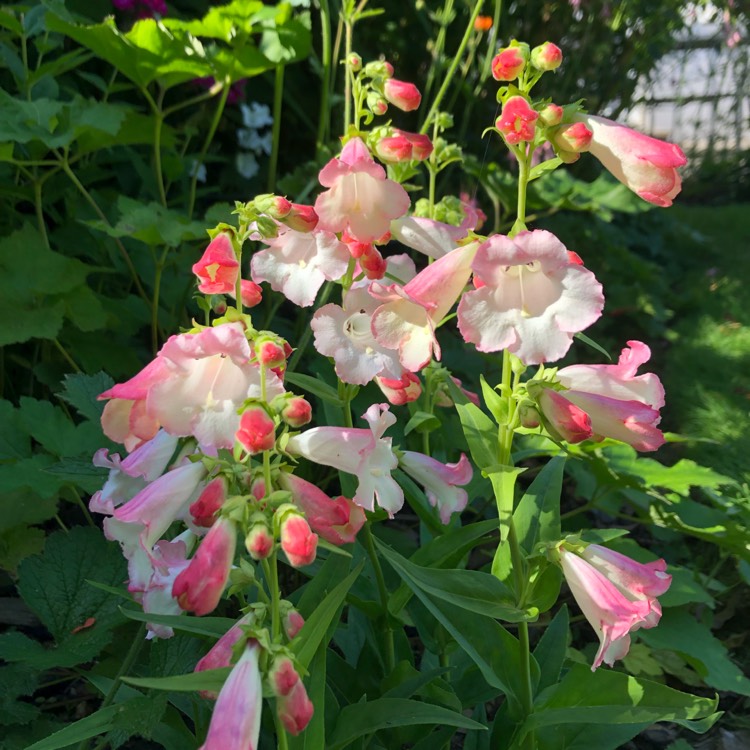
532,606,569,693
23,703,123,750
450,396,498,471
513,456,565,553
404,410,441,436
480,375,509,425
527,663,720,732
487,465,525,545
377,540,534,622
0,400,30,459
122,668,231,693
639,608,750,696
284,372,343,405
327,697,486,750
294,561,364,669
529,157,563,181
573,332,612,361
0,525,45,574
120,607,236,638
16,527,127,665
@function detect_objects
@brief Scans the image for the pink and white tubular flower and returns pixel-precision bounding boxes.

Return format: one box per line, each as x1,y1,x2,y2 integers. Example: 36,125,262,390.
559,545,671,670
311,255,415,385
251,228,350,308
390,216,470,260
496,96,538,145
399,451,473,524
199,643,263,750
543,340,666,451
278,473,366,545
286,404,403,516
103,460,207,594
375,372,422,406
173,517,237,616
457,230,604,365
314,137,411,243
99,323,284,453
576,114,687,207
192,233,239,295
371,242,480,372
90,430,178,516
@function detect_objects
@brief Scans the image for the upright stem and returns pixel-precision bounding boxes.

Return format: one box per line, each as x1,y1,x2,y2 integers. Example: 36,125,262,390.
151,246,169,355
420,0,484,134
424,0,455,106
343,18,354,132
33,178,49,249
267,64,285,192
316,0,332,153
361,522,395,673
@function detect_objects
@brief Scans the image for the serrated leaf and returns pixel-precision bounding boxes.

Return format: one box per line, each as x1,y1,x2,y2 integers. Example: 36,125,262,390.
0,400,30,459
0,525,45,573
16,527,127,665
59,371,114,421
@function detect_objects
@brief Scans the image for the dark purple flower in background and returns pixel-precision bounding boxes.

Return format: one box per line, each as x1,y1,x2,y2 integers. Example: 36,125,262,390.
193,77,247,106
112,0,167,18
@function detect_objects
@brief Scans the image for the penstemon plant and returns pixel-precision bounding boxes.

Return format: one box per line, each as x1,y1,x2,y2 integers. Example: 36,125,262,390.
86,13,719,750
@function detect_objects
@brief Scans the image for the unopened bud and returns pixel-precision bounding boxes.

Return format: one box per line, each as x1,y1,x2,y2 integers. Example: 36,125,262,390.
348,52,362,71
552,122,592,153
245,518,274,560
360,245,387,280
491,44,528,81
538,103,564,127
364,60,392,78
254,193,292,219
280,396,312,428
239,279,263,309
281,203,318,233
284,609,305,639
189,477,227,528
278,507,318,568
256,337,287,368
236,405,276,454
383,78,421,112
519,403,541,429
531,41,563,71
366,91,388,116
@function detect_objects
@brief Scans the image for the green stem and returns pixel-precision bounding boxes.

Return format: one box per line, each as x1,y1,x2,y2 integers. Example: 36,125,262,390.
361,522,395,673
343,17,353,132
52,338,81,373
188,78,231,219
78,624,146,750
316,0,332,153
420,0,484,134
267,64,285,192
33,178,49,249
424,0,454,106
515,149,530,231
153,108,168,207
151,246,169,355
58,156,151,308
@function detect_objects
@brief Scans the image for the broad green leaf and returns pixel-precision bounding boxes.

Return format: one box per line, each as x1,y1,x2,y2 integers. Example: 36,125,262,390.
487,465,525,544
16,527,127,665
528,157,563,181
24,703,123,750
327,697,486,750
532,606,568,693
535,721,653,750
120,607,236,638
388,519,497,615
122,667,231,693
284,372,343,405
639,608,750,696
0,663,40,727
527,663,720,732
513,456,565,553
0,489,58,533
293,561,363,669
0,400,30,459
377,540,534,622
404,410,441,436
0,525,45,574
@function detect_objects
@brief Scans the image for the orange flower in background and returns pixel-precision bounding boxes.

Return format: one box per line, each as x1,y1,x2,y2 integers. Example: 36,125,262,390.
474,15,493,31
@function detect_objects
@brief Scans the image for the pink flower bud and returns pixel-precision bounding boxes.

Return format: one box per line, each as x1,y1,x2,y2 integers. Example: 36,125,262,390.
496,96,538,145
360,245,387,280
401,130,434,161
284,609,305,639
383,61,394,77
239,279,263,308
531,41,563,71
518,403,541,429
281,396,312,428
189,476,227,528
257,339,287,368
237,406,276,454
348,52,362,71
538,103,564,127
269,656,300,697
250,477,266,501
367,91,389,116
491,46,527,81
277,680,314,735
280,513,318,568
192,233,239,295
364,60,393,78
375,133,413,163
539,389,592,443
245,522,274,560
211,297,228,315
553,122,593,153
383,78,421,112
281,204,319,233
255,193,292,219
173,517,236,616
375,372,422,406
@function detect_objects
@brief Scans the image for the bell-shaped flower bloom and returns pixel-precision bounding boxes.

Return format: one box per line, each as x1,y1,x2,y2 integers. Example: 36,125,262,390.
199,643,263,750
192,233,239,295
103,461,207,593
286,404,403,516
390,216,469,260
457,230,604,365
375,372,422,406
173,517,237,616
577,114,687,207
542,340,665,451
90,430,178,515
538,389,593,444
496,96,538,145
399,451,473,523
559,545,671,670
278,473,366,545
99,323,284,453
314,137,411,243
383,78,422,111
139,532,194,639
251,228,350,307
371,242,480,372
311,256,414,385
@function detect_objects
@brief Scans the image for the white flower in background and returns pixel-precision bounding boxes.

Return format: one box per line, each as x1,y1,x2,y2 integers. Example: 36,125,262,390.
236,152,260,180
241,102,273,129
237,102,274,180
